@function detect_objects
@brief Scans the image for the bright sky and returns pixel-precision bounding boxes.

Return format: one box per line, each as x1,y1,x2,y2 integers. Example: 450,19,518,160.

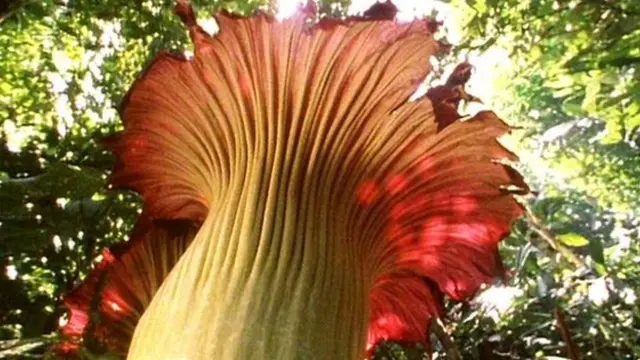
277,0,454,23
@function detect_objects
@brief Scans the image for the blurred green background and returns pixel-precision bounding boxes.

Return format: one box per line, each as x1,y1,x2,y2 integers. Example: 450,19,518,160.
0,0,638,358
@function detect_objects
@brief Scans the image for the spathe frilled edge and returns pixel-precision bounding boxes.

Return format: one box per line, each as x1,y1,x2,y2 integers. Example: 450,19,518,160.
171,0,439,42
122,0,443,122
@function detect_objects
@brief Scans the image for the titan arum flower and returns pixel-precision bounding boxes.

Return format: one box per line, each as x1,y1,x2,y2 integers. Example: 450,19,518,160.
56,1,528,359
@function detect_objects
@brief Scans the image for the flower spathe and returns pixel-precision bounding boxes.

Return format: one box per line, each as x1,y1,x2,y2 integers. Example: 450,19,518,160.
55,1,528,359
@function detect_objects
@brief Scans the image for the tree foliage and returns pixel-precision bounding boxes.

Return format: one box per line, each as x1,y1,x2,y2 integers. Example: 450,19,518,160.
0,0,638,359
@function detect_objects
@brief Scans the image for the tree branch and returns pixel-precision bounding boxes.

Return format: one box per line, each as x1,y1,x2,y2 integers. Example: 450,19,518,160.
429,318,462,360
554,308,580,360
0,0,23,25
524,206,586,269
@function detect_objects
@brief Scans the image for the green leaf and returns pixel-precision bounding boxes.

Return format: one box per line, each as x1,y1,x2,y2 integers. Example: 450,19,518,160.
589,238,608,275
601,116,624,144
562,100,583,115
582,75,601,115
548,74,574,89
557,232,589,247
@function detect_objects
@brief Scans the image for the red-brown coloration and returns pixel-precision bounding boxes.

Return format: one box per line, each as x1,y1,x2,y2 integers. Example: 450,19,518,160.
55,252,113,357
386,174,409,195
56,1,528,358
426,62,481,131
367,274,444,355
357,180,382,205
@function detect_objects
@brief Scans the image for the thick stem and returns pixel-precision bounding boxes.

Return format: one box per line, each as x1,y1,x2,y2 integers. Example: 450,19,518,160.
127,162,371,359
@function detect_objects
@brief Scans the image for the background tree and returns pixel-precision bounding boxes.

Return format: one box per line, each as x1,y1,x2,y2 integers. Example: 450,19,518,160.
0,0,638,359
